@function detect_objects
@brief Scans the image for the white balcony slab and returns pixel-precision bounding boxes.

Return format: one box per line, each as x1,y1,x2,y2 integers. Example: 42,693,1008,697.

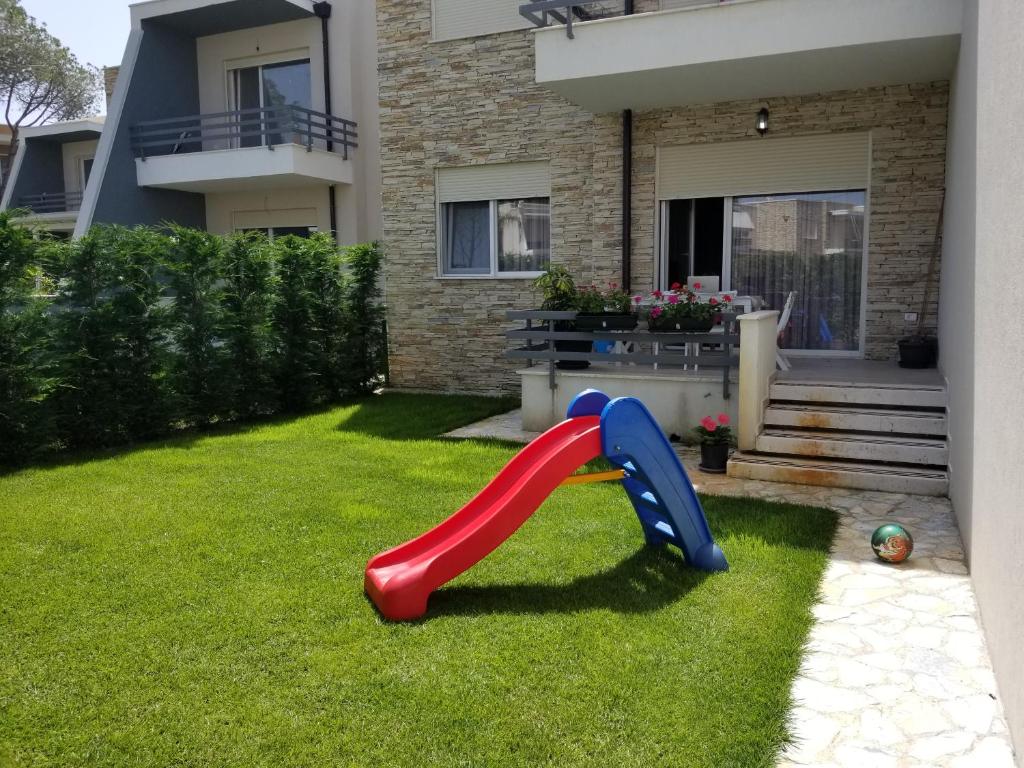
533,0,963,112
134,144,353,194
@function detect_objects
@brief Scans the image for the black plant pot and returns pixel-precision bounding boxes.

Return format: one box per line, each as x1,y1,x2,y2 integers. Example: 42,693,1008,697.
699,442,730,474
553,320,591,370
574,312,640,332
897,336,938,369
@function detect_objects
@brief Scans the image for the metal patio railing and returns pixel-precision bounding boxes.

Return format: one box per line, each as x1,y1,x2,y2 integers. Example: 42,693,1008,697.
506,309,741,397
18,191,83,214
519,0,739,38
130,105,358,160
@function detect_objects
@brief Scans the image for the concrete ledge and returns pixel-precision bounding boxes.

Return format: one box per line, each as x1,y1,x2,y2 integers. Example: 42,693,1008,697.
520,364,737,435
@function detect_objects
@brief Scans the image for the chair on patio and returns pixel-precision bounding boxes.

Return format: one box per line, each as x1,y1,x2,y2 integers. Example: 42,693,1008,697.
776,291,796,371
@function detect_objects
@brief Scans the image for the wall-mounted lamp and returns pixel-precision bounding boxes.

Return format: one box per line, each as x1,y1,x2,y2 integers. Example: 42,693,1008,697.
756,107,769,137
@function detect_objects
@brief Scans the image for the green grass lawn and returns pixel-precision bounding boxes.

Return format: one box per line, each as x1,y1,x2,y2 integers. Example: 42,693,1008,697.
0,394,837,768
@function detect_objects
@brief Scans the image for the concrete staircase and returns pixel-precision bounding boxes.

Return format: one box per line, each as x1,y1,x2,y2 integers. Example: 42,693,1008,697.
728,379,949,496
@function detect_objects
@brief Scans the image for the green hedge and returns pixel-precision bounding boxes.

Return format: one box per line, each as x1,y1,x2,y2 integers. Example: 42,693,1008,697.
0,216,387,463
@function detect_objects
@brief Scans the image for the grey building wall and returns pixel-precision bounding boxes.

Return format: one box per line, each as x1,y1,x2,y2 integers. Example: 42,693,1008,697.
8,138,65,203
90,19,206,230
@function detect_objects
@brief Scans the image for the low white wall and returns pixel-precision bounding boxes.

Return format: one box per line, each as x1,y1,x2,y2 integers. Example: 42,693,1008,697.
520,365,738,438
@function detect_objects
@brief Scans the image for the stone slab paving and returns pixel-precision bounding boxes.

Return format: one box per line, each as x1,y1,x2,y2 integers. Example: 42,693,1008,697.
444,411,1017,767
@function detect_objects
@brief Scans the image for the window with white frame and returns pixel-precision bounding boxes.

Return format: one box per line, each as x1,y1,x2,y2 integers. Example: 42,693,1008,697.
437,162,551,278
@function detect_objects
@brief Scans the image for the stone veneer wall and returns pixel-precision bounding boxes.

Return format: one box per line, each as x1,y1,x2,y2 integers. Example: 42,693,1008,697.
378,0,948,393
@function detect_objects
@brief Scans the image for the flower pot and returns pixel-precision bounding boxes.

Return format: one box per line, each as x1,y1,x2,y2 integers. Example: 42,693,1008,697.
553,320,591,370
649,317,715,333
699,442,730,474
574,312,639,332
897,336,938,369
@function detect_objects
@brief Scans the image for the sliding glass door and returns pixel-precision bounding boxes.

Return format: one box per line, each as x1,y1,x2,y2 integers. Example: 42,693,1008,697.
660,190,867,353
730,191,865,353
229,59,311,148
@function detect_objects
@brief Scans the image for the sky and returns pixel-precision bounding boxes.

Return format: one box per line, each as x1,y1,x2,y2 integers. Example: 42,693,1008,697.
21,0,133,70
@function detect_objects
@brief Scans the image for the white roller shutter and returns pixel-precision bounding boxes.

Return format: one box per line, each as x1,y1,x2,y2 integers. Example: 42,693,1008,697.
657,133,870,200
437,162,551,203
432,0,529,42
233,208,318,230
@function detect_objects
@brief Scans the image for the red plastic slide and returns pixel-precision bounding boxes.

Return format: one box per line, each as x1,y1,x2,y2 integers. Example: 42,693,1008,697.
365,416,602,620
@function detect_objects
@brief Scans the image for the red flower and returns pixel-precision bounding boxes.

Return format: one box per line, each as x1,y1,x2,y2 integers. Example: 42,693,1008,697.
723,294,733,303
652,290,664,299
609,282,618,289
692,281,702,291
709,297,719,306
633,295,642,304
700,416,717,432
670,282,682,290
717,413,730,426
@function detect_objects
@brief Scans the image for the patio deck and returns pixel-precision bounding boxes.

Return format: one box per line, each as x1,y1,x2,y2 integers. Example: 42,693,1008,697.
778,358,944,389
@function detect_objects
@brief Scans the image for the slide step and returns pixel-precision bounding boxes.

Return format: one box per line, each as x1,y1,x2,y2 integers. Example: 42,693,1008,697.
764,403,947,436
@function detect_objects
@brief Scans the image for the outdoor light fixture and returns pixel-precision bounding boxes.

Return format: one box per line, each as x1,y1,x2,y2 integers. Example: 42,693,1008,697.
756,107,769,136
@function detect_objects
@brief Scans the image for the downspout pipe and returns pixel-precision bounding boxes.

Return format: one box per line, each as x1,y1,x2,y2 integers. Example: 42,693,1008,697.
313,1,338,239
621,0,634,291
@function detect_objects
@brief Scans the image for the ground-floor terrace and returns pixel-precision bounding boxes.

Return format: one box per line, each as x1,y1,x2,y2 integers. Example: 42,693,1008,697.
382,81,947,396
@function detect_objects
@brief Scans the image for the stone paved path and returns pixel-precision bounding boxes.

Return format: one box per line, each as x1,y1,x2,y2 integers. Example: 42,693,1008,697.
445,410,1017,767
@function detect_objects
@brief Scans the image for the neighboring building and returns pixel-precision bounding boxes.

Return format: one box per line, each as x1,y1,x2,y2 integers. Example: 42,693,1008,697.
377,0,1024,756
0,118,105,236
1,0,381,247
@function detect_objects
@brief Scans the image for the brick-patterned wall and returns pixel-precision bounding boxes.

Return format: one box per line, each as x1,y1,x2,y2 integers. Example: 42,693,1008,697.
378,0,948,392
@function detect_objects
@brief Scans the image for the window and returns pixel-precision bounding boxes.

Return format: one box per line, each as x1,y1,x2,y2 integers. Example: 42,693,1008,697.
441,198,550,277
239,226,318,240
229,59,312,148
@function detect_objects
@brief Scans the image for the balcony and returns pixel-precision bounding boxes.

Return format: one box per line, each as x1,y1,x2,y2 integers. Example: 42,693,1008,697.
130,106,358,194
520,0,963,112
18,191,83,214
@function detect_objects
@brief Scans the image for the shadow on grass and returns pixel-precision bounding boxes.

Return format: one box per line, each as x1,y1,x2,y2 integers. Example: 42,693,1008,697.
426,546,709,618
334,393,519,441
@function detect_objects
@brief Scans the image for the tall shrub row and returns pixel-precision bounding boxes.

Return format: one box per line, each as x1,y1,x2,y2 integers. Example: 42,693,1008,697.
0,217,386,464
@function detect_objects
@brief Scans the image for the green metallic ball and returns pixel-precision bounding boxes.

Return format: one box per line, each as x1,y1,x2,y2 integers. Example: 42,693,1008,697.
871,523,914,564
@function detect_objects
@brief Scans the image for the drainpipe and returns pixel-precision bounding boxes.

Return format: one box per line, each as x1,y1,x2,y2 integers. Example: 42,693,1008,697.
621,0,634,291
313,1,338,239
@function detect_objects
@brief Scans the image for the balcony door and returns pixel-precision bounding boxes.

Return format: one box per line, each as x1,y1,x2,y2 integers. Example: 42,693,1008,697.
229,59,312,148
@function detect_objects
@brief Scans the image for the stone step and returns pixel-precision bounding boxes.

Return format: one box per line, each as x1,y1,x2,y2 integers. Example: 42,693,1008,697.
763,403,947,436
756,428,948,466
727,452,949,496
770,381,946,409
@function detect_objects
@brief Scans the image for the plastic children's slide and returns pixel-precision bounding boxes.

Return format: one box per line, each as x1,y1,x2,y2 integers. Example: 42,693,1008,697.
365,389,727,621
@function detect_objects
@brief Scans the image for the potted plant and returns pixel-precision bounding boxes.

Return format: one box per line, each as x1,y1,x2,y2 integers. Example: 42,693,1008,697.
533,266,591,370
646,283,730,332
694,413,733,473
574,282,639,332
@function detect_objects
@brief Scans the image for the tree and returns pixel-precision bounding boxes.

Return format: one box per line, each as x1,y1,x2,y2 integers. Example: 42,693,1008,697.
0,0,99,195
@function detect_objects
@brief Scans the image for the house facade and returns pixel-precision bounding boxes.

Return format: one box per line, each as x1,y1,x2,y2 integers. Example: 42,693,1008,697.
378,0,1024,756
1,0,382,247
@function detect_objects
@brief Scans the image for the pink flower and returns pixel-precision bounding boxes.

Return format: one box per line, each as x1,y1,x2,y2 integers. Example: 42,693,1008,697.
652,290,664,299
709,297,719,306
700,416,717,432
668,294,679,305
693,281,702,291
717,413,730,426
649,306,663,319
633,295,642,304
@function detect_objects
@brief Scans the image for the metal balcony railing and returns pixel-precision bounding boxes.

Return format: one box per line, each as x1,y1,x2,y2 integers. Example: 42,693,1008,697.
18,191,83,214
519,0,737,38
506,309,741,397
130,105,358,160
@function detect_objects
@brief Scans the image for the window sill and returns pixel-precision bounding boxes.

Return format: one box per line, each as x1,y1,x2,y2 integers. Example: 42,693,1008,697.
436,273,544,281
